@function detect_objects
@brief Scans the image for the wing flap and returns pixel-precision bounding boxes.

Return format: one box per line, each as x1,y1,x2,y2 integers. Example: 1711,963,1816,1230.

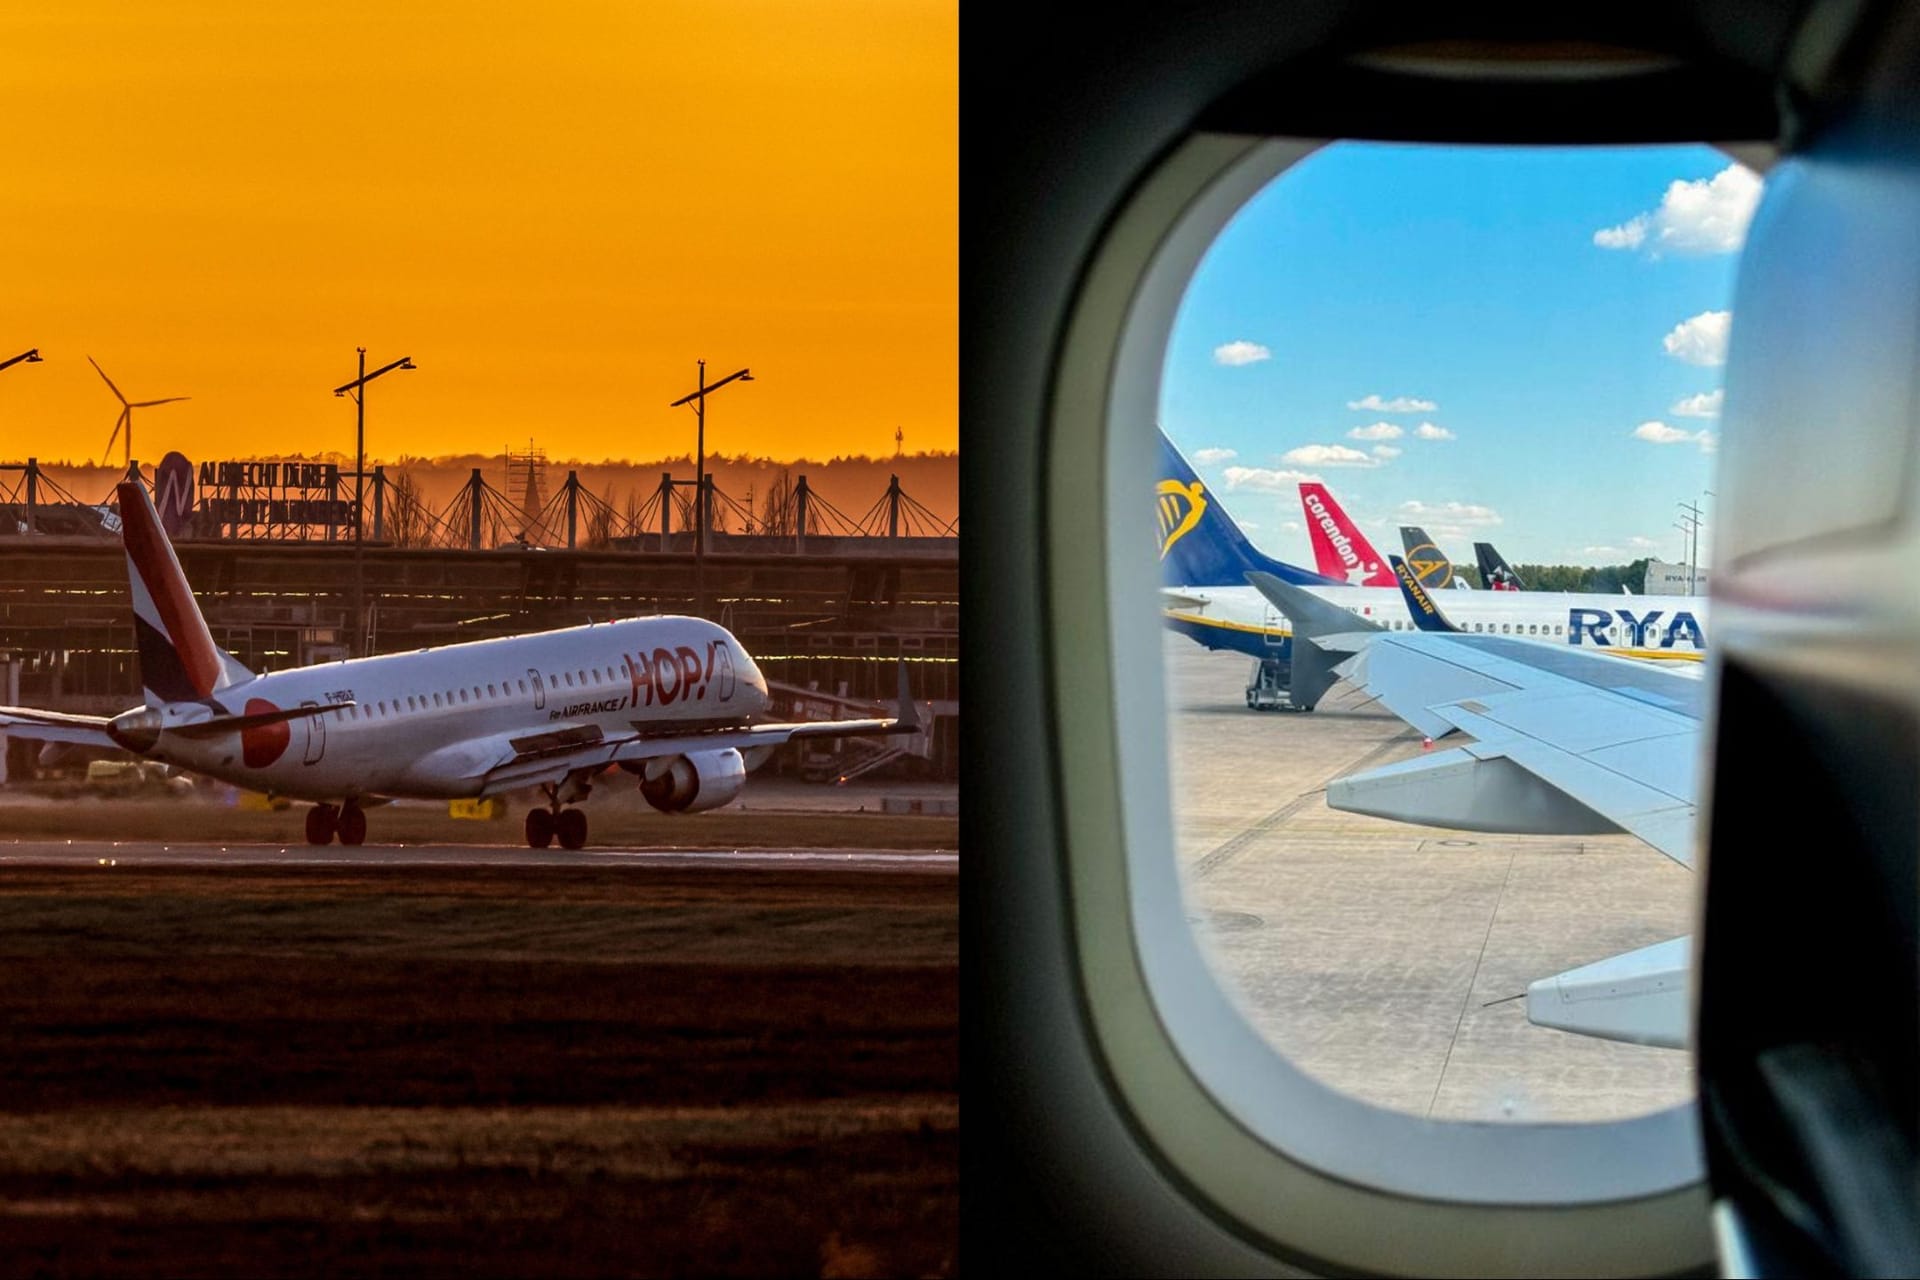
1526,936,1692,1049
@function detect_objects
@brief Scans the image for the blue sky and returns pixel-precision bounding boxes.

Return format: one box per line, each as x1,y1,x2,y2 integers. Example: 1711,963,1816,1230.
1161,142,1750,569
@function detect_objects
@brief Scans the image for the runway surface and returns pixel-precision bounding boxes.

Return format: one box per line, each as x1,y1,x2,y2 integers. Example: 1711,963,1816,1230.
0,838,956,871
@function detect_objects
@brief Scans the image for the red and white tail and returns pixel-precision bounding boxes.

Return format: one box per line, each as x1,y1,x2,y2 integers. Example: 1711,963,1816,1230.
1298,482,1395,586
119,481,247,705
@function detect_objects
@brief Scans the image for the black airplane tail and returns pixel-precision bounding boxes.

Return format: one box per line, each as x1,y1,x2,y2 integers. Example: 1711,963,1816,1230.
1475,541,1527,591
1398,525,1463,590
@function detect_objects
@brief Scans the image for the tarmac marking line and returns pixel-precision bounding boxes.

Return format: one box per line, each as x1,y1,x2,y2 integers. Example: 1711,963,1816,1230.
1191,728,1420,881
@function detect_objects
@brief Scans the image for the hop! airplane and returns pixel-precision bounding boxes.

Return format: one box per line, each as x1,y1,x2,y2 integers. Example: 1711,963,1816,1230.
0,482,921,849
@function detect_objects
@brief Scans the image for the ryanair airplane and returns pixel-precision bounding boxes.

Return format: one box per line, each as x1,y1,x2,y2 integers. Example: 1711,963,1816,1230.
1158,429,1709,710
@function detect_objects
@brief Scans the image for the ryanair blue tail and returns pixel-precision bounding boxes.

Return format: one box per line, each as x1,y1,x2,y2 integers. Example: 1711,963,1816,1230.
1157,430,1340,588
1390,554,1463,632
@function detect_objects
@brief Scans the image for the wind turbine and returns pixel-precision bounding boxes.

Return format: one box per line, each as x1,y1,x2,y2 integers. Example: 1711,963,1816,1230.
89,357,188,469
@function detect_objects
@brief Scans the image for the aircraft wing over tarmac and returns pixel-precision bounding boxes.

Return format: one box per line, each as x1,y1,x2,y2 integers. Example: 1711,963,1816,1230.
1246,557,1703,1049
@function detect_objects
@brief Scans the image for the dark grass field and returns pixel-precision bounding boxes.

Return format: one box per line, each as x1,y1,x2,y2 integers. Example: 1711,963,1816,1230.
0,861,958,1277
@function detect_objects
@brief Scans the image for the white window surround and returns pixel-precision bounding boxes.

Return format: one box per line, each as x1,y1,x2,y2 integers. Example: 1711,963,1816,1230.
1042,133,1711,1273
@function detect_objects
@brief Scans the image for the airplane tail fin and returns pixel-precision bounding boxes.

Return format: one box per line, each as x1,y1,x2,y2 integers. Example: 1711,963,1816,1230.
1299,483,1395,586
1156,429,1337,588
1399,526,1463,590
1474,541,1527,591
118,481,254,705
1389,554,1464,632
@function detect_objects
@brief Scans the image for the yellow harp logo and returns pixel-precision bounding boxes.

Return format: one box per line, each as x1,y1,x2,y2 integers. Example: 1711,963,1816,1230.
1157,479,1208,560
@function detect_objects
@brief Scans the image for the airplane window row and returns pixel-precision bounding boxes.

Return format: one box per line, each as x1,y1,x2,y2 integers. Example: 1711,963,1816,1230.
326,675,555,721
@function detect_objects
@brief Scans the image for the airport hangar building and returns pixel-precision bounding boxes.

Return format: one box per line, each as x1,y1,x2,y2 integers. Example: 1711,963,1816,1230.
0,524,958,782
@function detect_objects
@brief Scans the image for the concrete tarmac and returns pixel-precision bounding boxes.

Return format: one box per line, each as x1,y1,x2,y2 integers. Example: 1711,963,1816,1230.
0,839,956,872
1166,636,1693,1124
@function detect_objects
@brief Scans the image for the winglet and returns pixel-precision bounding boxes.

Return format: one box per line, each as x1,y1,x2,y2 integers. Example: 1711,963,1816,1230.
1244,571,1381,640
1390,554,1463,633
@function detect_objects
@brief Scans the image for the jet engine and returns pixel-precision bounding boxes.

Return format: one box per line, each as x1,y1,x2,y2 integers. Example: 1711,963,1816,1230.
638,747,746,813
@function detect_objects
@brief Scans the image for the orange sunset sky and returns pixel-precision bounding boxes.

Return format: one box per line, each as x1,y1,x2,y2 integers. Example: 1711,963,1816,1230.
0,1,955,466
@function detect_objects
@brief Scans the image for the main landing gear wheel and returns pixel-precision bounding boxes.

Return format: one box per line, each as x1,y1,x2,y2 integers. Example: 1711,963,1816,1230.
557,808,588,851
337,802,367,847
305,804,338,846
526,808,555,849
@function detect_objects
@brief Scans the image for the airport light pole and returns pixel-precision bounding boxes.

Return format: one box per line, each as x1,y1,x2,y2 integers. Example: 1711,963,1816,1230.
669,360,752,614
333,350,416,657
0,349,42,373
1676,497,1710,595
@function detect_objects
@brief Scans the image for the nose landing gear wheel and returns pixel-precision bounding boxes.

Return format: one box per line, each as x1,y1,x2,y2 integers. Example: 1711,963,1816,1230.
337,803,367,847
526,808,555,849
557,808,588,850
305,804,338,846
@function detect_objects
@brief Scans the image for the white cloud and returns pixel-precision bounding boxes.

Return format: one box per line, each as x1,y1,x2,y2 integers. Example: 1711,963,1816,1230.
1347,393,1437,413
1371,444,1402,459
1238,521,1260,531
1346,421,1404,441
1582,544,1624,556
1633,420,1693,444
1281,521,1302,533
1670,389,1723,419
1191,447,1238,465
1629,535,1659,550
1395,500,1502,529
1632,420,1718,452
1280,443,1381,468
1412,422,1455,441
1663,310,1732,366
1592,217,1648,251
1213,340,1271,366
1594,164,1762,255
1223,466,1322,492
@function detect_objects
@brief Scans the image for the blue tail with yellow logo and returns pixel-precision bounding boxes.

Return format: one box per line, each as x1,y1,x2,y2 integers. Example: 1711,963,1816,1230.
1157,430,1340,588
1390,554,1464,632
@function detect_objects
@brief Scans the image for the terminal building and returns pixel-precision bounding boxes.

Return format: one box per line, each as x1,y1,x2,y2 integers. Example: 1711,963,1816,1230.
0,456,958,781
1642,558,1710,595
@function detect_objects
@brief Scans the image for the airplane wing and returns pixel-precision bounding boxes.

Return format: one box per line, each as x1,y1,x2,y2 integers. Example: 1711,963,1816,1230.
1328,628,1702,866
473,710,922,795
1248,565,1703,1048
0,707,117,748
466,666,927,796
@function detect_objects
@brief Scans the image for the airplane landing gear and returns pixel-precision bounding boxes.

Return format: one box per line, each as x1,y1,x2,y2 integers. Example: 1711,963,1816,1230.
526,807,555,849
305,803,338,846
526,788,589,850
525,806,589,849
337,802,367,846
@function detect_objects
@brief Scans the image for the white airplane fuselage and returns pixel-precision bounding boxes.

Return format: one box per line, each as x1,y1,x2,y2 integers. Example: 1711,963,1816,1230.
1167,583,1710,662
132,616,767,802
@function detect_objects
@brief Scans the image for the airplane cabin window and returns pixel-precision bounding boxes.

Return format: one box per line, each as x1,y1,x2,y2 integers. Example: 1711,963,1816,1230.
1036,125,1749,1261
